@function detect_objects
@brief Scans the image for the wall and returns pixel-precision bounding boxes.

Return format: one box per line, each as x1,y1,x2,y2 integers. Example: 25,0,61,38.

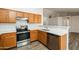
0,23,16,34
70,16,79,32
43,9,58,25
56,16,79,32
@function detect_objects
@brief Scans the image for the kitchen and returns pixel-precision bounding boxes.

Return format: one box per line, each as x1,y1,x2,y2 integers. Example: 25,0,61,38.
0,8,70,50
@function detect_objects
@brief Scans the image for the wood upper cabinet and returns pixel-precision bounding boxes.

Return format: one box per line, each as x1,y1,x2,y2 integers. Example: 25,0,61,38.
30,30,38,42
0,9,16,23
34,14,38,23
16,11,24,17
28,13,34,23
38,31,47,45
28,13,41,23
34,14,41,23
24,12,29,18
0,32,17,49
8,10,16,23
38,15,41,23
0,9,9,23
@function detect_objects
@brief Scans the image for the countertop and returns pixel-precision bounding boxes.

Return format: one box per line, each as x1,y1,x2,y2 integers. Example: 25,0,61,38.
0,25,69,36
30,26,69,36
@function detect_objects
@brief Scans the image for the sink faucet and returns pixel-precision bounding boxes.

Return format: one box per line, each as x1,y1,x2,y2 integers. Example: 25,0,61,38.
44,26,48,30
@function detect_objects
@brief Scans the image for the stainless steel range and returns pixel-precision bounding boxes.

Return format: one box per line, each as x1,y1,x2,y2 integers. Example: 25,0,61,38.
16,25,30,47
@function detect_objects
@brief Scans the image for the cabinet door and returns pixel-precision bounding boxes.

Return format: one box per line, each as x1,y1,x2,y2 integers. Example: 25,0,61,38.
47,34,59,50
38,15,41,23
34,14,38,23
9,10,16,23
0,35,3,49
28,13,34,23
0,9,9,23
34,14,41,23
16,11,24,17
24,13,29,18
0,32,16,49
38,31,47,45
30,30,38,42
3,36,16,48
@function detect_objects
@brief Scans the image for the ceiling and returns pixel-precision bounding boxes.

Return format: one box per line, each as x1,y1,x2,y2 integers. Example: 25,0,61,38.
7,8,43,14
45,8,79,12
43,8,79,16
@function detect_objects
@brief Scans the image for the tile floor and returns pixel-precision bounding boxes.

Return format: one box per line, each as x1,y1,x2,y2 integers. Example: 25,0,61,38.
11,41,48,50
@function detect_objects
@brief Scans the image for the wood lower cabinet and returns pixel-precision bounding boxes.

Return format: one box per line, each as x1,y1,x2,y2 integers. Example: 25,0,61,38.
30,30,38,42
0,32,17,49
38,31,47,45
47,33,67,50
59,34,67,50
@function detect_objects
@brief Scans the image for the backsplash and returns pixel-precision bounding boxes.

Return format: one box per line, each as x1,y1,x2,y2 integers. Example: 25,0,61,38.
0,22,41,34
0,23,16,34
16,20,40,29
16,20,28,28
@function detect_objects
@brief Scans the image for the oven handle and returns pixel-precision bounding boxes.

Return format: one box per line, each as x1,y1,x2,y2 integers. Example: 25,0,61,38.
17,31,29,34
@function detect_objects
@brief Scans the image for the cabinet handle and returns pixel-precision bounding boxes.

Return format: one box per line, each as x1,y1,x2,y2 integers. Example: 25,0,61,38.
2,36,16,39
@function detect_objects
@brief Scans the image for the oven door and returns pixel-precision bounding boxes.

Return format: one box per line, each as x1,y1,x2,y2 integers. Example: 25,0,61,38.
17,32,30,41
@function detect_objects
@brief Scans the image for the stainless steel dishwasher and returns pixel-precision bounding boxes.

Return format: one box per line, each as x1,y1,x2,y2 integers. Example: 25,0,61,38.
47,33,60,50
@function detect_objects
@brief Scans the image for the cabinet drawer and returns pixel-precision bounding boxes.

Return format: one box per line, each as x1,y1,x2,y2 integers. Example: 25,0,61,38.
1,32,16,39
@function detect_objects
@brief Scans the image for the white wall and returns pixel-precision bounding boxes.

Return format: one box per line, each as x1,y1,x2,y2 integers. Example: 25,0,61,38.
43,9,58,25
70,16,79,32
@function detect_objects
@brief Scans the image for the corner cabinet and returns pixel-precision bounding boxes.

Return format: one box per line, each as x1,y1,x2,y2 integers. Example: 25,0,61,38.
0,32,17,50
38,31,47,45
0,8,16,23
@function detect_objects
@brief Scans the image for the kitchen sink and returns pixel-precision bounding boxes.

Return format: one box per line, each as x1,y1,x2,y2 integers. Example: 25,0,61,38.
41,29,49,31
